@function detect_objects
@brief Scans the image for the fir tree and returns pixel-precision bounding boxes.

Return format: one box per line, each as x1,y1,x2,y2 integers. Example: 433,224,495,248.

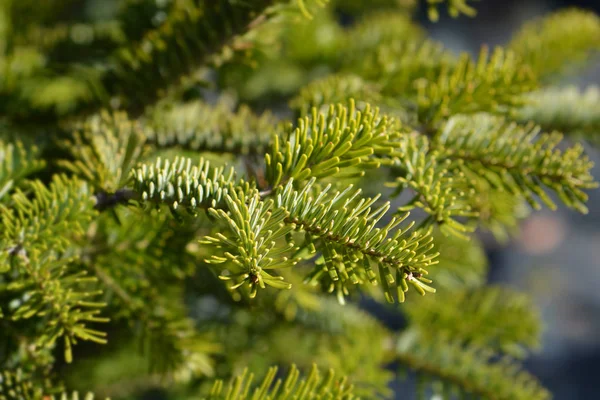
0,1,598,399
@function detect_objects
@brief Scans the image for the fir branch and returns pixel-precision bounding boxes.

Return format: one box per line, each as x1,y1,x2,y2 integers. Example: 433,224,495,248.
131,156,240,215
200,177,438,303
289,75,382,116
434,113,598,213
204,364,358,400
387,135,478,238
204,297,393,398
0,176,106,363
0,175,96,263
514,85,600,143
389,133,529,240
202,188,295,298
0,369,44,400
264,101,402,190
396,330,550,400
341,11,424,56
0,2,594,398
105,0,280,112
415,46,537,124
509,8,600,81
139,300,220,377
0,140,45,201
404,286,541,358
276,178,439,303
346,38,453,94
58,111,148,195
288,302,393,398
85,211,218,378
6,251,108,364
143,98,279,155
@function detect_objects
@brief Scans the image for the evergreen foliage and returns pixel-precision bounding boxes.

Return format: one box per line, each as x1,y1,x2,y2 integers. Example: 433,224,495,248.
0,140,45,200
508,8,600,80
204,364,358,400
0,0,599,399
515,85,600,144
396,330,550,400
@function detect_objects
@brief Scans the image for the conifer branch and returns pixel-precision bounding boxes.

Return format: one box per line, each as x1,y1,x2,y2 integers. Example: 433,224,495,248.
264,101,401,190
277,179,439,303
389,132,530,239
204,364,358,400
143,98,279,155
7,252,108,364
514,86,600,143
342,11,424,53
0,369,46,400
0,176,106,363
508,8,600,81
202,177,439,303
131,156,239,215
1,176,96,262
415,47,537,124
0,140,45,200
201,189,295,298
396,330,550,400
404,286,541,358
347,38,453,96
387,135,478,238
105,0,300,112
290,75,382,116
83,210,217,377
58,111,147,195
433,114,598,213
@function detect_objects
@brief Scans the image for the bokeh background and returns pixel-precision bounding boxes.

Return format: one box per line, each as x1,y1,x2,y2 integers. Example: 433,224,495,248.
414,0,600,398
